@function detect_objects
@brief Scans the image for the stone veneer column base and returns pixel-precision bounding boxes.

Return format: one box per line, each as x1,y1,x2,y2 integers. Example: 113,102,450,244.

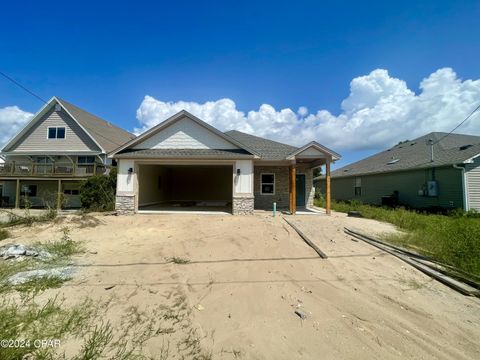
232,196,254,215
115,195,135,215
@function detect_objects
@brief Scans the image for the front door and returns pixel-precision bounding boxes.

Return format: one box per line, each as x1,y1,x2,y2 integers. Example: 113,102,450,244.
296,174,306,207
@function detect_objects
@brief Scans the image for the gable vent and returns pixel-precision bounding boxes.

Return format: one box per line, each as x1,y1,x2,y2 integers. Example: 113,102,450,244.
55,103,62,112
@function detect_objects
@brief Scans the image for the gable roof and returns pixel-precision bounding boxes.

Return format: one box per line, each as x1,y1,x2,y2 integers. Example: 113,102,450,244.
224,130,298,160
225,131,341,161
2,97,135,153
56,98,135,152
331,132,480,178
110,110,260,157
286,141,341,161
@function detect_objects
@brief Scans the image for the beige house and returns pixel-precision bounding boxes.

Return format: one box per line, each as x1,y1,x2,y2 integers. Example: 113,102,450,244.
0,97,134,209
110,111,340,215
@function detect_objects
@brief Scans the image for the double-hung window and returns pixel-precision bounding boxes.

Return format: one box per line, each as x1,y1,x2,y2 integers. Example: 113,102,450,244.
48,127,66,139
260,173,275,195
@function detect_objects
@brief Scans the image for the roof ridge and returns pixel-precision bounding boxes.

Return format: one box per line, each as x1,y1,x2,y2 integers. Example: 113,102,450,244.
225,129,297,149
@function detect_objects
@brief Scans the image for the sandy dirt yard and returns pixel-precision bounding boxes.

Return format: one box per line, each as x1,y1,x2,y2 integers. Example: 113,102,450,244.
4,211,480,359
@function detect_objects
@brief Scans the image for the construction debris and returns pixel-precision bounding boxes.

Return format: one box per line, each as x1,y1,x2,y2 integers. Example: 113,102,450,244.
344,227,480,297
283,218,328,259
7,267,76,285
294,309,307,320
0,244,52,260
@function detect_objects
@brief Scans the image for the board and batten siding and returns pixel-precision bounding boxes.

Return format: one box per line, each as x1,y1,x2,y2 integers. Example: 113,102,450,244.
132,117,238,150
8,108,101,153
319,166,464,210
465,156,480,211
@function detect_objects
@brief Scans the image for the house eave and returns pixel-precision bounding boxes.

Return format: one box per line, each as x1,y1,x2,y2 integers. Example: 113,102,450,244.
108,110,260,158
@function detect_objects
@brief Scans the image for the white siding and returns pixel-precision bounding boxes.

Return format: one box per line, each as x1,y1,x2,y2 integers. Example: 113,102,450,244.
9,108,101,153
296,147,327,157
117,159,136,193
133,117,238,150
234,160,253,195
465,156,480,211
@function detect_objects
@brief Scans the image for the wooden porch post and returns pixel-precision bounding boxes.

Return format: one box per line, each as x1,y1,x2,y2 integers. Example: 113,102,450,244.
57,179,62,210
15,179,20,209
289,165,296,214
326,159,331,215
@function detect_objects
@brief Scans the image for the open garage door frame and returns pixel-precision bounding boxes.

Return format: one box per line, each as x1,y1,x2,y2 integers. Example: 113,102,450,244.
136,161,235,214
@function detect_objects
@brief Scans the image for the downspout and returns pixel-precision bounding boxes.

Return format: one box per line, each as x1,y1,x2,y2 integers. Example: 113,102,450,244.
453,164,468,211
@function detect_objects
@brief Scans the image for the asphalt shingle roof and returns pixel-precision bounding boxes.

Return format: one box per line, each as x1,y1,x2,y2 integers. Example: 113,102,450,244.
224,130,297,160
117,148,254,159
57,98,135,152
332,132,480,178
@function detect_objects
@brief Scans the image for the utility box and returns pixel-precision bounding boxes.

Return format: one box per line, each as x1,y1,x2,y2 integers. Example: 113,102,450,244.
427,181,438,197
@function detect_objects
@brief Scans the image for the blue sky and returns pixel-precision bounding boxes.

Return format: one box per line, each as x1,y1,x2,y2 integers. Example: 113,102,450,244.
1,0,480,167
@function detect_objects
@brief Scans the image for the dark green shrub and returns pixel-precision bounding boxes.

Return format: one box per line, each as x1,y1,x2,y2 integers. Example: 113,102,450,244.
80,168,117,212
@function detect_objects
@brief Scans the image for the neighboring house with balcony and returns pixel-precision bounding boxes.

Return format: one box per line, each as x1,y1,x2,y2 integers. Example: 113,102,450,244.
0,97,134,209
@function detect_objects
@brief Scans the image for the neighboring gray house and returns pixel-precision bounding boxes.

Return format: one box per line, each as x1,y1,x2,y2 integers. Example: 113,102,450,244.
110,110,340,215
315,132,480,212
0,97,134,209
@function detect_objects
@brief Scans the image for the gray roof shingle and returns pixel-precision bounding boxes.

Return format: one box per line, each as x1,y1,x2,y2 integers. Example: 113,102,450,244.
57,98,135,152
224,130,297,160
116,148,254,159
332,132,480,178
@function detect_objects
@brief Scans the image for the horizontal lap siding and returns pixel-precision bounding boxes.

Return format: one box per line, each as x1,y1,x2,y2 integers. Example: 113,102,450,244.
466,157,480,211
9,108,100,153
133,117,238,150
320,167,464,209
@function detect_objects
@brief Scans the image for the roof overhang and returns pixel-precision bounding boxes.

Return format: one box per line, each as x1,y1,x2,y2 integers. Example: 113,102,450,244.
2,96,105,153
286,141,341,161
108,110,260,159
0,151,103,156
463,152,480,164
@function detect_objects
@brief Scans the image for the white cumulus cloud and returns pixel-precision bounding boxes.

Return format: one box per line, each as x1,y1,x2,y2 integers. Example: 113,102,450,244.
0,106,33,150
135,67,480,151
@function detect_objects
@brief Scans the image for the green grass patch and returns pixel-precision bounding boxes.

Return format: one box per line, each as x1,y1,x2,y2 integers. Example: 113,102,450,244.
167,256,191,264
0,227,84,295
0,207,58,228
315,198,480,277
0,295,97,360
0,228,9,241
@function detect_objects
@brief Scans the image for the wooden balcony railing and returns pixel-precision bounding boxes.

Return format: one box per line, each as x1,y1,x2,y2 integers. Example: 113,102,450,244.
0,161,109,177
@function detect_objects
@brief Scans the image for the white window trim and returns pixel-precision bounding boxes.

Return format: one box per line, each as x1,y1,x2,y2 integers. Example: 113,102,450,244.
260,173,275,195
47,126,67,139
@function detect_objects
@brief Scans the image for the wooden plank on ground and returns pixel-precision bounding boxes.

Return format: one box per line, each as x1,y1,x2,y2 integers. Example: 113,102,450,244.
284,218,328,259
344,228,480,297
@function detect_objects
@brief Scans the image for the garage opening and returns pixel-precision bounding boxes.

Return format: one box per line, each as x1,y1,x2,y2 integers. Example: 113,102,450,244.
138,164,233,213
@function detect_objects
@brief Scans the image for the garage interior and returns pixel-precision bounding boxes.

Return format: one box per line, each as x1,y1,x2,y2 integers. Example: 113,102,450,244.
138,164,233,213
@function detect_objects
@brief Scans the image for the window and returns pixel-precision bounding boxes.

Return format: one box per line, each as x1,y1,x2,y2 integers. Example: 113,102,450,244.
64,189,80,195
77,156,95,164
48,127,66,139
35,156,53,164
354,177,362,196
21,185,37,197
260,173,275,195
